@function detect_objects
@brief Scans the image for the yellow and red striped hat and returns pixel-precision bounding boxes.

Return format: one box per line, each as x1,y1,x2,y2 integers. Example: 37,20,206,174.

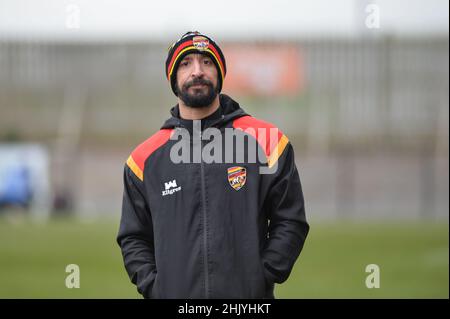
165,31,227,96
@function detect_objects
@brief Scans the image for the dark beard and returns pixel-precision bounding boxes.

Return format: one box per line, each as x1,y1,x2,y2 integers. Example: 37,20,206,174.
176,77,218,108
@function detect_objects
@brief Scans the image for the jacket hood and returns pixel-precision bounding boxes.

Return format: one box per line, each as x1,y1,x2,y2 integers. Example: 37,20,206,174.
161,94,248,129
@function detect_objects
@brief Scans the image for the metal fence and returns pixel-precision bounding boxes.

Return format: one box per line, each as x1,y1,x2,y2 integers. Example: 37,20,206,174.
0,36,448,219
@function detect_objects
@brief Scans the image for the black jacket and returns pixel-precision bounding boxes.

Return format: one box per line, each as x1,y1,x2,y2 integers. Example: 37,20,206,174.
117,94,309,299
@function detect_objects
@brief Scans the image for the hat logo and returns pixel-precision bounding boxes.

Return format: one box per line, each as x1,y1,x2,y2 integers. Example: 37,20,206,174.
193,36,209,51
227,166,246,191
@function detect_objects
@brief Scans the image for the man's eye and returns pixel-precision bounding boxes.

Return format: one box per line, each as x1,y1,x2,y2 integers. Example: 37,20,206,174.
181,61,189,66
203,59,212,65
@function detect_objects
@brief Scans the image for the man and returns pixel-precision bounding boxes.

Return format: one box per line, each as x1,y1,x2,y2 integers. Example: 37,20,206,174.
117,31,309,299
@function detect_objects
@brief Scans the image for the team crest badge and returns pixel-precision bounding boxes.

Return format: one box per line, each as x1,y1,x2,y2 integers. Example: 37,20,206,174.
193,36,209,51
227,166,246,191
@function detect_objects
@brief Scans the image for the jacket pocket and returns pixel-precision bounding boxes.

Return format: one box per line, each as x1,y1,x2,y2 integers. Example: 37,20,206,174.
260,261,276,299
258,261,269,296
148,274,159,299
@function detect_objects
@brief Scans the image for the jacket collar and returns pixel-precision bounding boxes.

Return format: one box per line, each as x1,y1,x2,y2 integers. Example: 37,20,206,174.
161,94,248,130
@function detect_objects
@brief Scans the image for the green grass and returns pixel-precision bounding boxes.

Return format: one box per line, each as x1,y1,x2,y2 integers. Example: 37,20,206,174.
0,217,448,298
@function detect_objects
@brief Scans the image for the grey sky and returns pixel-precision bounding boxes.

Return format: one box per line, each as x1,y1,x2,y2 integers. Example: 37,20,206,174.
0,0,448,40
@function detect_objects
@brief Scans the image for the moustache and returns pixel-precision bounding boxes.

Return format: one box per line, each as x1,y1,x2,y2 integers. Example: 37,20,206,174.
185,78,213,89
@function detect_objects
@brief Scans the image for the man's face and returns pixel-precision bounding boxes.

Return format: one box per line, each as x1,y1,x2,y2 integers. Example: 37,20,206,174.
175,53,219,108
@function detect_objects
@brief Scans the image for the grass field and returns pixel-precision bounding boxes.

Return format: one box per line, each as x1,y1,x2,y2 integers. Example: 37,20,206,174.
0,217,448,298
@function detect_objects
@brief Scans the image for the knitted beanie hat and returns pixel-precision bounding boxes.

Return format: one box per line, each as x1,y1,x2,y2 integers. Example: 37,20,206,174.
165,31,227,96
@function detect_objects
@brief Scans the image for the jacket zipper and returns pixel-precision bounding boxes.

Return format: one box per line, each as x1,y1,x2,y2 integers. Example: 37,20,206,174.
182,118,223,299
199,118,223,298
199,131,210,299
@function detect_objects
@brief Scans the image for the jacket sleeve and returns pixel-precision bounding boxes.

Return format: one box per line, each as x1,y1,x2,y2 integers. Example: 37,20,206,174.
117,165,157,298
261,143,309,284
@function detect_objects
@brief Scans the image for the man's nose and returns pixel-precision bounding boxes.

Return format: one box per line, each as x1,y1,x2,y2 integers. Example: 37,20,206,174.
191,60,205,77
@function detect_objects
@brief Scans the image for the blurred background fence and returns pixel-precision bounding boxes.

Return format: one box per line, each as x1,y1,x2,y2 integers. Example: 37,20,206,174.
0,36,448,220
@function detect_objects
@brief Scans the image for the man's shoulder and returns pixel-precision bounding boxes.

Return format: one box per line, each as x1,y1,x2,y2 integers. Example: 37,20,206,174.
232,114,282,132
126,129,174,181
232,115,289,163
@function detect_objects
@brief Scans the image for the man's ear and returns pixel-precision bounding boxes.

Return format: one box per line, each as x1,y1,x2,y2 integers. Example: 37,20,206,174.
172,76,179,96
